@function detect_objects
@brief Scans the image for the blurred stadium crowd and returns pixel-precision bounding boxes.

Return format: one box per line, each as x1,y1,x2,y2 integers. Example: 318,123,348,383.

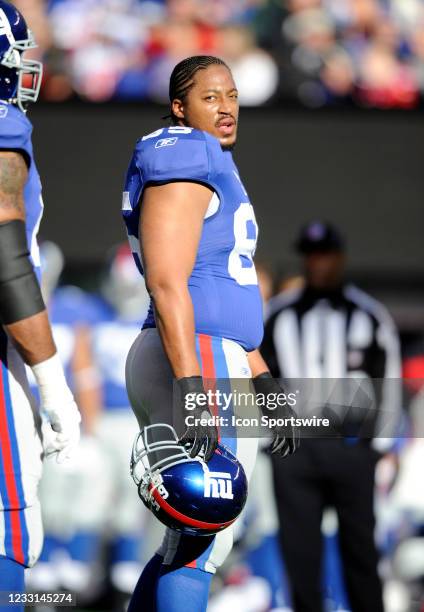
13,0,424,107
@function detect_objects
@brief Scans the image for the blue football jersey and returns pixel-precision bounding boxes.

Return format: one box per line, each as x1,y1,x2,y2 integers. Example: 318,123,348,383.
0,102,43,279
122,126,263,351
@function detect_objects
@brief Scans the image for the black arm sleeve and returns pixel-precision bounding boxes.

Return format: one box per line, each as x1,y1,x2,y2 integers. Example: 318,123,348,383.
0,219,45,325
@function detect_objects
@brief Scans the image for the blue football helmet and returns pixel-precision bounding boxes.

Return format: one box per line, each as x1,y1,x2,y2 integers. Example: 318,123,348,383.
131,424,248,536
0,1,42,111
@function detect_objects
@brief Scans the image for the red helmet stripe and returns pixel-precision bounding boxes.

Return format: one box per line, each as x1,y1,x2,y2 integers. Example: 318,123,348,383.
149,484,235,530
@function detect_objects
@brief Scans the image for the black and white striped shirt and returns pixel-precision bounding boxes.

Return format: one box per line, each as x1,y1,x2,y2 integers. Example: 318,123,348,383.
261,284,401,451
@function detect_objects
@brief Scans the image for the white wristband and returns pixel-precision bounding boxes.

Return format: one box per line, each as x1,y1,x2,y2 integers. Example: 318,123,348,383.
31,353,67,388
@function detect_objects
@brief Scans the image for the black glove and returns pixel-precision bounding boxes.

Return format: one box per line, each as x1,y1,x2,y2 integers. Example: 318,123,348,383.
253,372,300,457
177,376,218,462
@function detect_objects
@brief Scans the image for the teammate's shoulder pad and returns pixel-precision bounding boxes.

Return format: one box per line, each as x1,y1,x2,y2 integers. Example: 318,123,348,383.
52,286,106,326
0,103,32,148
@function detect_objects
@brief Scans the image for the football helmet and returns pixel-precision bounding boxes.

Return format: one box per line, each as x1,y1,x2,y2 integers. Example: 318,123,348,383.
131,424,248,536
0,1,42,111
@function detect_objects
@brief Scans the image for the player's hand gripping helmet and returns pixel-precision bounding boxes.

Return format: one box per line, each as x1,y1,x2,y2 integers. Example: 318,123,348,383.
131,424,248,536
0,1,43,111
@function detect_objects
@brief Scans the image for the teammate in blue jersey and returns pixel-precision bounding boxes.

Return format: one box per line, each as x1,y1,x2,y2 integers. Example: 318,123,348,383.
122,56,299,612
90,244,151,598
0,2,80,603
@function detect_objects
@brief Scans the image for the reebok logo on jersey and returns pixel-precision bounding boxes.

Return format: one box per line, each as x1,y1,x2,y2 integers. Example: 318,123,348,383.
0,105,8,119
155,137,178,149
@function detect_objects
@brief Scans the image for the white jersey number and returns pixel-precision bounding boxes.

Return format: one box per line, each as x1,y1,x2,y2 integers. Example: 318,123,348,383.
142,126,194,141
228,203,258,286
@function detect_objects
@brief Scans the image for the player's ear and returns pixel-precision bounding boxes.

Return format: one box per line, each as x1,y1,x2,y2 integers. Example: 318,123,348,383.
171,99,185,121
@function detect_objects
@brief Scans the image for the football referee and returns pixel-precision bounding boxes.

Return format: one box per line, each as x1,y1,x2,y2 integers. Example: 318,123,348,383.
261,222,401,612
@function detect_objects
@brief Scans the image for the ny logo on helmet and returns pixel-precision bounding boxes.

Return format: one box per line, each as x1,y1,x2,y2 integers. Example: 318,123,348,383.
204,470,233,500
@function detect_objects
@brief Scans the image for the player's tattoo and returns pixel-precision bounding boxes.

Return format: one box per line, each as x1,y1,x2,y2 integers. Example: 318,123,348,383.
0,152,27,220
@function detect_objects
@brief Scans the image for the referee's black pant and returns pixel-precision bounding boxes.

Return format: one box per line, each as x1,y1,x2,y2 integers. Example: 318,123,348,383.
272,439,384,612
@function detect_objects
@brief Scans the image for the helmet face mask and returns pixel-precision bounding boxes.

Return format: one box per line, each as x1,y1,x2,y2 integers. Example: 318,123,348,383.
131,424,248,536
131,424,194,492
0,5,43,111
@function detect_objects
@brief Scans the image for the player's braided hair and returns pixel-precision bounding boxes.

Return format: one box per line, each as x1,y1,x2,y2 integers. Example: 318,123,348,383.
168,55,230,123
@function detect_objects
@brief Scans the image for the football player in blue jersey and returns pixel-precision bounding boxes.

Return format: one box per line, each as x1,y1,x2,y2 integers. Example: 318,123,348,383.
0,2,80,603
122,55,299,612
